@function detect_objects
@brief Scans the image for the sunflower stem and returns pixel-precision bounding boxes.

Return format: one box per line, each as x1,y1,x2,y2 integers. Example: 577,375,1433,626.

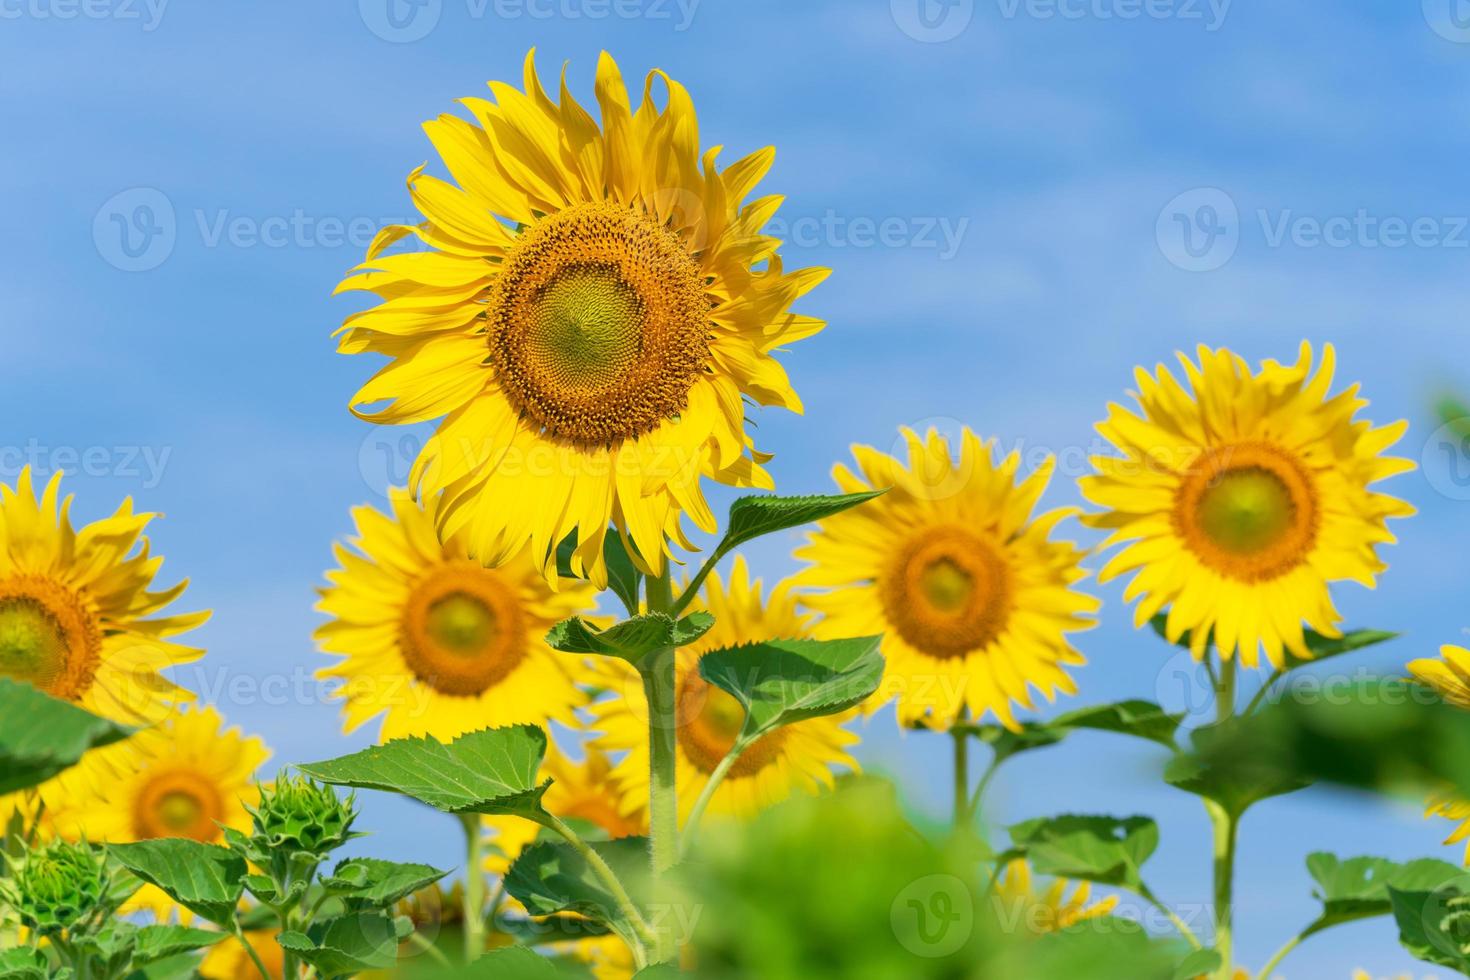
406,930,454,969
682,740,745,858
1255,931,1303,979
1134,882,1203,950
642,569,680,963
231,923,274,980
459,813,487,963
1210,654,1239,980
952,726,970,827
539,812,656,966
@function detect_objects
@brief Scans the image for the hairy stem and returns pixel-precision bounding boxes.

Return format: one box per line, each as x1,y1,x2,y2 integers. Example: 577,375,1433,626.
232,924,274,980
460,813,487,962
952,727,970,827
682,742,743,857
642,571,679,877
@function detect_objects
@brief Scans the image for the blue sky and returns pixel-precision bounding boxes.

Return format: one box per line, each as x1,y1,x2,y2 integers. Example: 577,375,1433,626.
5,1,1470,974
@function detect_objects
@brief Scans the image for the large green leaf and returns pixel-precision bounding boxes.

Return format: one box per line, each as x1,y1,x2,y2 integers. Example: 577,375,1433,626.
1172,948,1221,979
545,612,714,666
504,837,651,954
277,912,409,976
1006,815,1159,891
719,491,885,555
297,726,551,820
0,678,135,793
454,946,565,978
132,924,231,964
698,635,884,742
0,947,49,979
1164,718,1310,817
107,839,246,927
962,700,1184,764
321,857,449,908
1301,852,1462,937
1390,883,1470,974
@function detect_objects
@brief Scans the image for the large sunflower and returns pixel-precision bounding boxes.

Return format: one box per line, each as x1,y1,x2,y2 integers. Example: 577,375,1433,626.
41,705,268,921
315,488,598,742
590,558,859,822
1407,645,1470,862
334,50,826,586
0,467,206,724
793,428,1098,732
1080,343,1413,668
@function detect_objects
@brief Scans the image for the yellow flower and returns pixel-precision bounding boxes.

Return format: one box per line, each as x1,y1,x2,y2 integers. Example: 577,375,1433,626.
993,860,1118,934
315,488,598,742
0,467,207,725
1407,644,1470,863
334,50,827,586
793,428,1098,732
41,705,268,921
1081,343,1413,669
590,558,859,822
201,928,284,979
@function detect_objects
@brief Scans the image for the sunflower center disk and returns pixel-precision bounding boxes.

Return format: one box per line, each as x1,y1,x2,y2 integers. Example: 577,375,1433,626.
134,772,222,842
0,577,102,700
883,527,1011,661
679,673,783,779
1175,444,1318,582
401,564,526,696
490,203,711,448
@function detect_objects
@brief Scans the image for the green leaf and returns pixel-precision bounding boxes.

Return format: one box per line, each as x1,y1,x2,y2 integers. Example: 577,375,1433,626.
504,838,651,953
1007,815,1159,891
556,529,643,614
321,857,448,907
0,678,135,794
545,612,714,666
1164,718,1310,818
1147,615,1397,671
633,968,683,979
107,839,246,927
1172,948,1221,979
962,700,1183,764
0,947,50,979
277,912,409,976
1301,853,1462,937
131,924,230,964
698,635,884,742
718,490,885,554
458,946,565,978
297,725,552,820
1390,883,1470,974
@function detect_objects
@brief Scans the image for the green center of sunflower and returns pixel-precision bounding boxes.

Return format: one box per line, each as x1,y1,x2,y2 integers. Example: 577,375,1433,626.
402,564,527,696
155,792,204,833
1174,443,1319,582
882,526,1012,660
1196,468,1296,555
489,202,712,448
0,598,67,689
425,593,500,659
917,558,974,614
135,770,223,842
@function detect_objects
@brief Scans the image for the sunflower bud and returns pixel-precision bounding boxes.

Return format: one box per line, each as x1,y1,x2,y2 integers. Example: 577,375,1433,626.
248,776,358,857
0,840,110,936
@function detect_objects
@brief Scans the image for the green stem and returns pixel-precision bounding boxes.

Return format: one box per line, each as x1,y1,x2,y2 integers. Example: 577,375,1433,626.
460,813,487,962
952,727,970,827
968,758,1000,823
231,925,274,980
1243,668,1283,716
1135,882,1203,950
406,929,454,969
1208,800,1238,980
682,742,744,857
1217,657,1237,723
668,547,728,619
539,813,655,968
1255,931,1304,979
642,571,679,878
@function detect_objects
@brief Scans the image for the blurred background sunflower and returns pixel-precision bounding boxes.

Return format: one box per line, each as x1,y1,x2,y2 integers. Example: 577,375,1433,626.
41,704,268,921
1081,343,1413,669
315,488,598,742
589,558,859,822
1408,644,1470,862
333,50,827,586
0,467,207,728
794,428,1098,732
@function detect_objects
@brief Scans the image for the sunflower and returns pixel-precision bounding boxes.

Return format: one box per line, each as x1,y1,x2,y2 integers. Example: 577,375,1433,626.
1081,343,1413,668
1408,645,1470,862
315,488,598,742
0,467,206,725
992,860,1118,935
793,428,1098,732
41,705,268,921
590,558,859,822
334,50,827,586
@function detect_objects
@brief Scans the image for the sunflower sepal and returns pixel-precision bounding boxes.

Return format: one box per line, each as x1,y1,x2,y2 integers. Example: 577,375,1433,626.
546,611,715,666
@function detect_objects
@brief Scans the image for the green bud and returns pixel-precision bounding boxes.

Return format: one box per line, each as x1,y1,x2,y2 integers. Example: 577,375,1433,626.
247,776,358,857
0,839,110,936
